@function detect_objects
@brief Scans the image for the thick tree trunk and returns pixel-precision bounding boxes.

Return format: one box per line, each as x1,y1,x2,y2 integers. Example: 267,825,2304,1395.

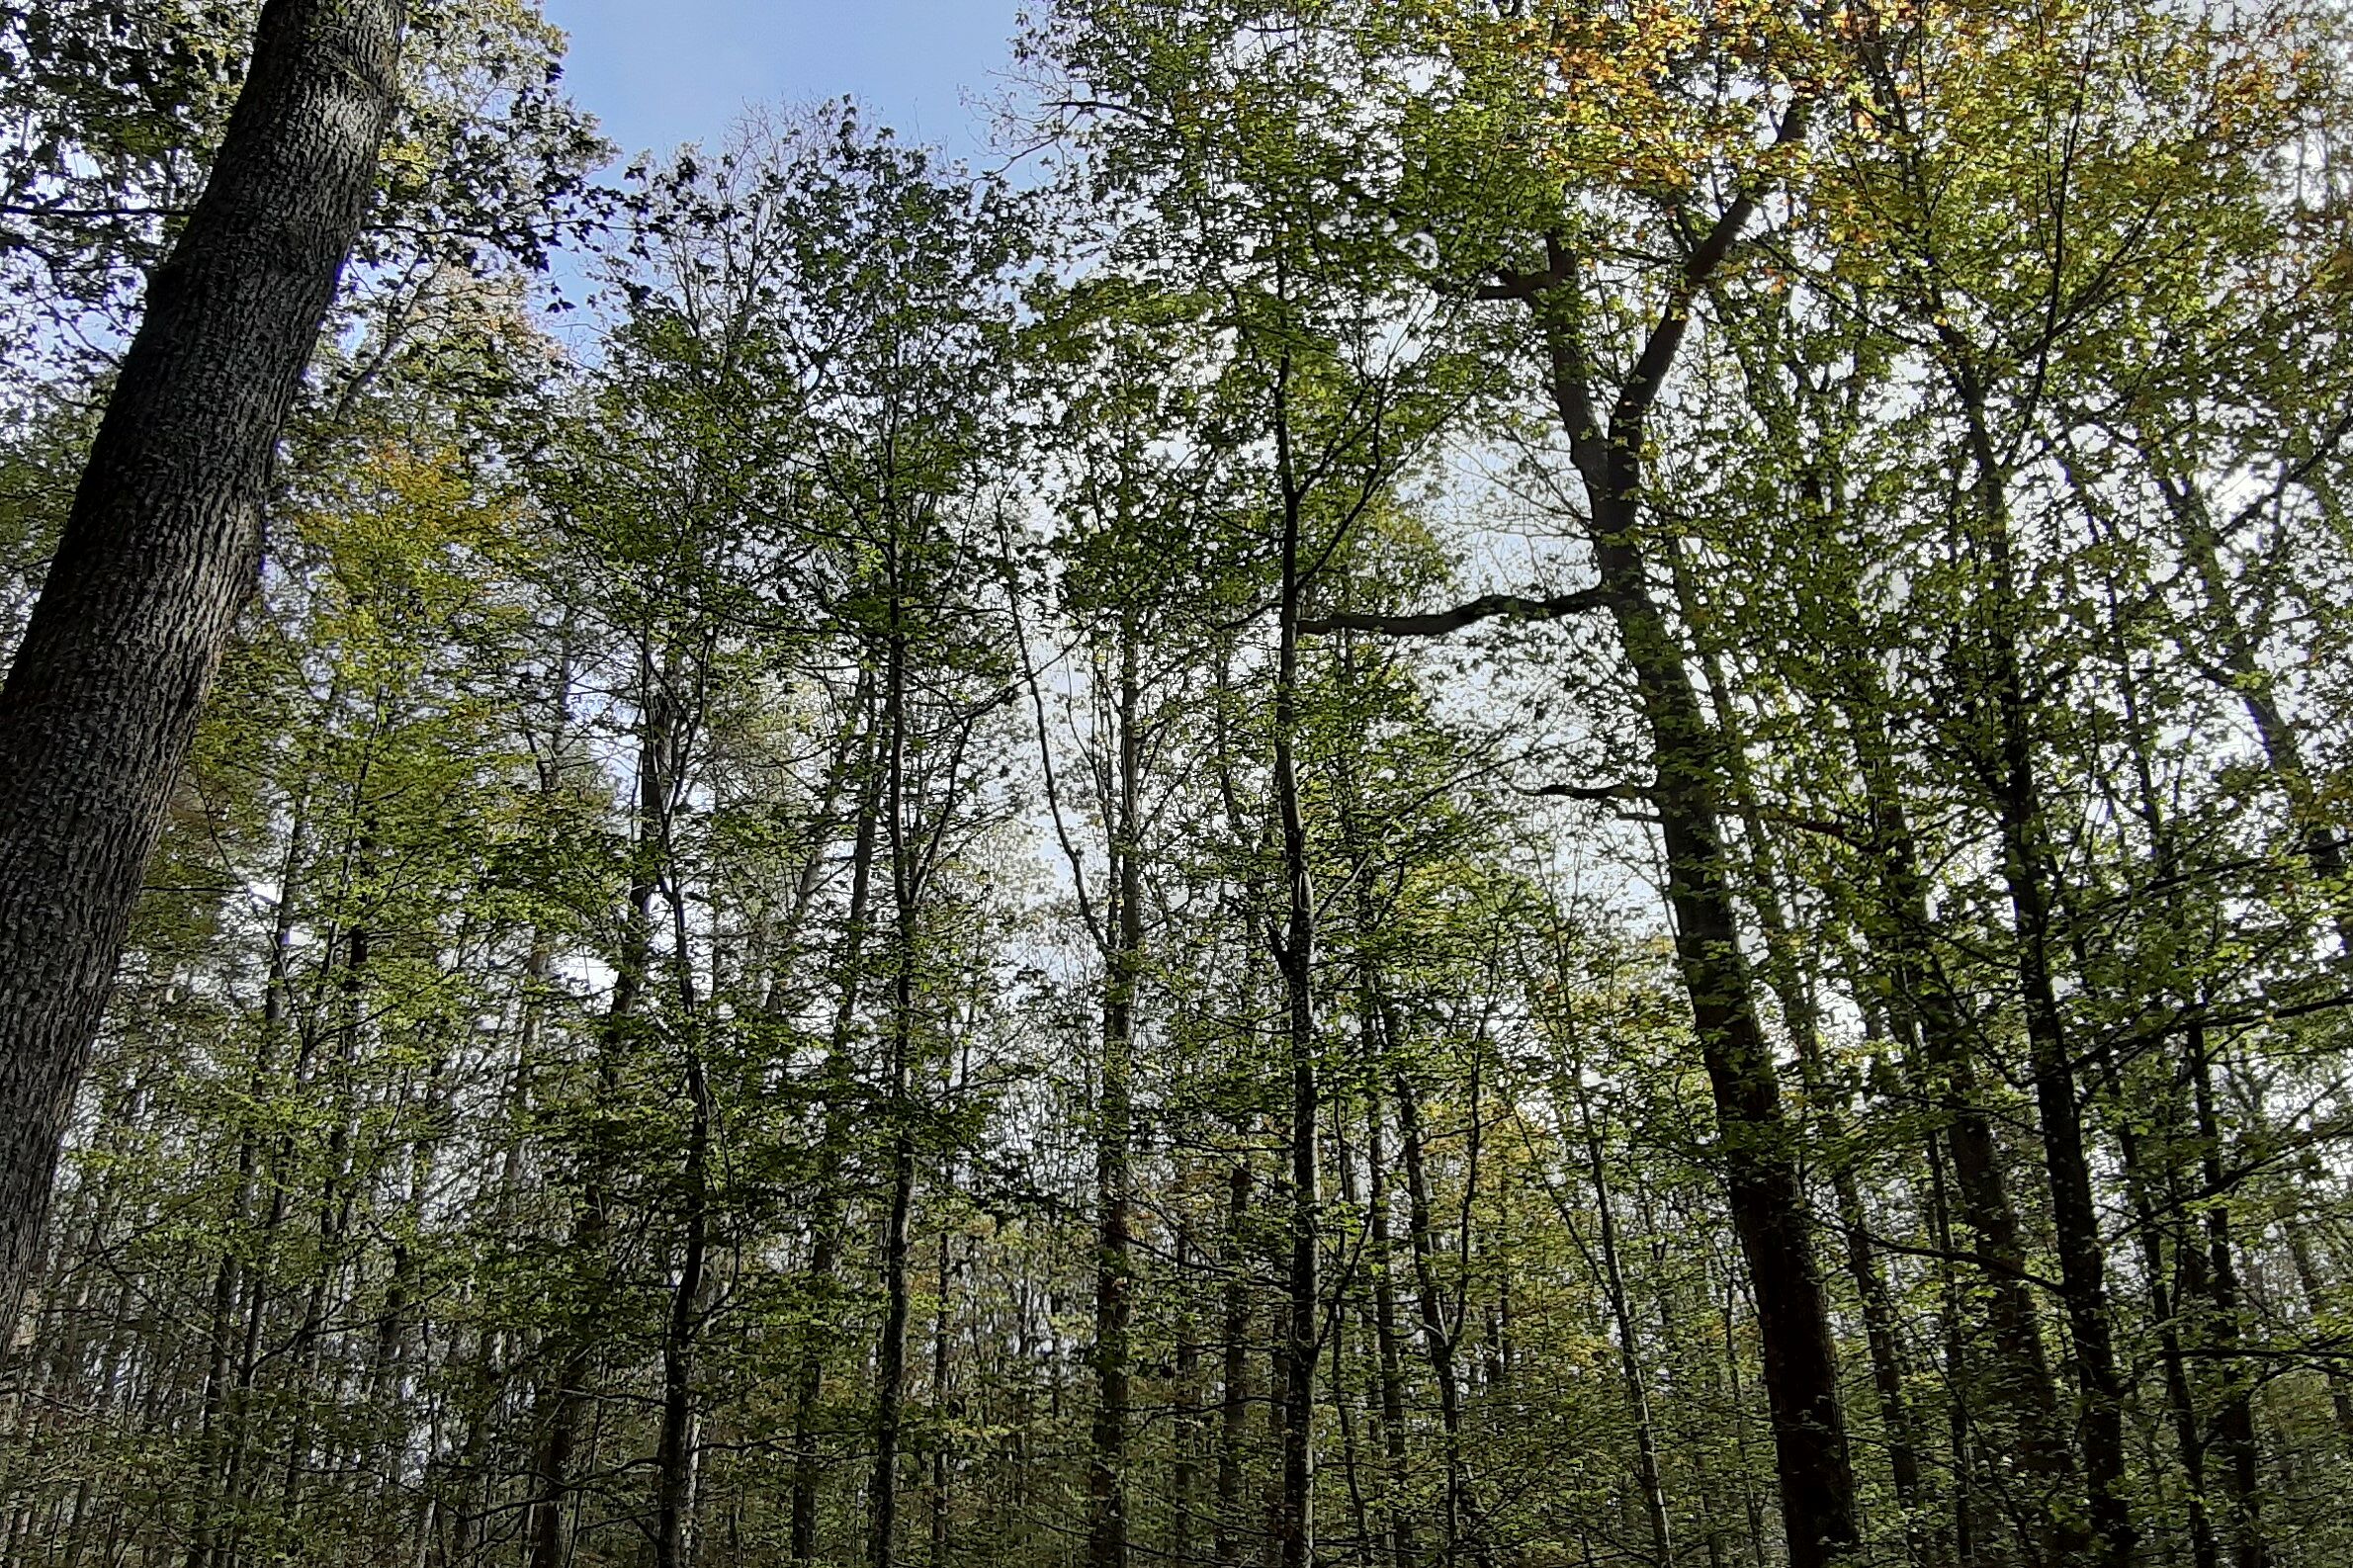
1562,478,1860,1563
1519,257,1859,1564
0,0,407,1321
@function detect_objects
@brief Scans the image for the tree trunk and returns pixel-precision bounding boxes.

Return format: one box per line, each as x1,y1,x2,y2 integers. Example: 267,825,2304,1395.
2152,467,2353,951
791,689,882,1564
1392,1066,1484,1568
0,0,407,1320
1089,627,1145,1568
654,1041,711,1568
2186,1025,2268,1568
929,1231,954,1568
1364,1088,1417,1568
528,719,663,1568
1175,1225,1204,1567
870,586,918,1568
1573,1081,1674,1568
1676,560,1934,1564
1961,404,2136,1568
1830,638,2080,1563
1544,425,1858,1567
1514,250,1858,1563
1217,1158,1256,1568
1269,396,1320,1568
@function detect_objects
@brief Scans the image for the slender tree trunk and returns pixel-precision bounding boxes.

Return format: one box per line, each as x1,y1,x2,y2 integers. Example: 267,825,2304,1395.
1582,495,1858,1563
870,587,918,1568
1267,369,1319,1568
2186,1025,2268,1568
527,716,664,1568
1392,1068,1481,1568
2153,468,2353,951
654,1045,711,1568
1364,1088,1417,1568
1573,1082,1674,1568
2121,1093,2219,1568
930,1231,954,1568
1176,1225,1204,1568
185,797,311,1568
791,690,882,1564
1217,1158,1255,1568
2099,563,2272,1568
0,0,407,1319
1961,405,2136,1568
1830,646,2079,1563
1677,568,1934,1564
2281,1218,2353,1445
1089,628,1145,1568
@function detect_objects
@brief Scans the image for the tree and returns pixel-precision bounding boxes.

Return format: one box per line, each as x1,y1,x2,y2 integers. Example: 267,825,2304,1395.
0,0,407,1325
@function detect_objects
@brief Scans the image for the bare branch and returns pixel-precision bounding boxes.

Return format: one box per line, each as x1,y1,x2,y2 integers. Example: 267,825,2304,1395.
1299,585,1606,638
1516,780,1648,803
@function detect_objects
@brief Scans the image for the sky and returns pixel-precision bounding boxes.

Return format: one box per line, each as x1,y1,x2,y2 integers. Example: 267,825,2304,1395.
540,0,1033,165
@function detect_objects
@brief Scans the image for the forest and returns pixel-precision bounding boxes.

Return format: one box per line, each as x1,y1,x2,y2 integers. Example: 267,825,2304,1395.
2,1,2351,1566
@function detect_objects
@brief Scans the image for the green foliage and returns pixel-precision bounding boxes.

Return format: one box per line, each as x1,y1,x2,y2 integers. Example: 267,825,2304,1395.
11,2,2353,1566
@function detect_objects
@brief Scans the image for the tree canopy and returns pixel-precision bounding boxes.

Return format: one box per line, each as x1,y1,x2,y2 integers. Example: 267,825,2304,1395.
6,3,2353,1567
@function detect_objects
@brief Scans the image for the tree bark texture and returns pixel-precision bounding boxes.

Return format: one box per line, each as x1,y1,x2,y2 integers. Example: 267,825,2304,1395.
0,0,407,1321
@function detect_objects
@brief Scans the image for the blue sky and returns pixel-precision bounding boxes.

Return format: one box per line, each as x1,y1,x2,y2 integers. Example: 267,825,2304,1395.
541,1,1032,163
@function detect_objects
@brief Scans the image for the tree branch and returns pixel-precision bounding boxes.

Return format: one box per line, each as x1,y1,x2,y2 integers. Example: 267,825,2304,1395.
1515,780,1648,803
1299,586,1606,638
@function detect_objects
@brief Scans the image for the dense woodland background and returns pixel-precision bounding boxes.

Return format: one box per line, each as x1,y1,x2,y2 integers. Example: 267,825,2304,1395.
5,2,2353,1566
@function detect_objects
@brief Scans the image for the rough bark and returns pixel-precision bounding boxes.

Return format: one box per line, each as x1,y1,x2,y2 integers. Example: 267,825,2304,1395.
0,0,407,1322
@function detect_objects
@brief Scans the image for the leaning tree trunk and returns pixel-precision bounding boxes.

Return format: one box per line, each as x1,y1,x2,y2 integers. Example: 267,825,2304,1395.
1495,206,1859,1567
1564,472,1860,1568
0,0,407,1321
